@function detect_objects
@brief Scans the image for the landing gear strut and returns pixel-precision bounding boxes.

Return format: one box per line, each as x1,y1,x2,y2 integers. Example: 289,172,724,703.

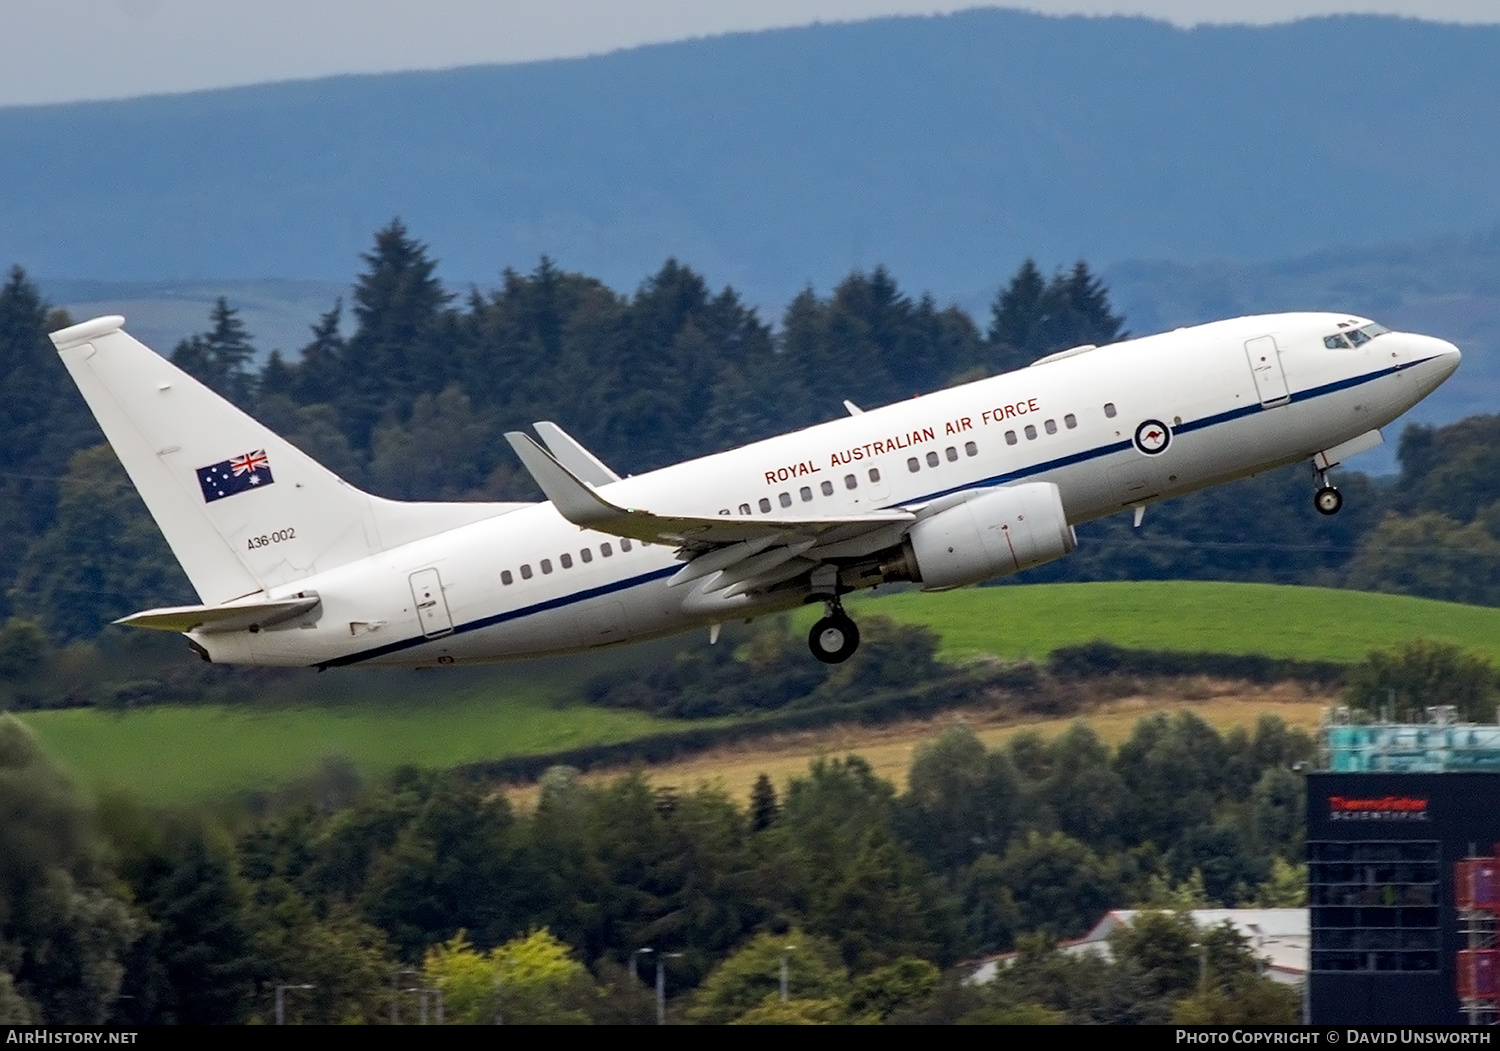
809,599,860,664
1312,463,1342,516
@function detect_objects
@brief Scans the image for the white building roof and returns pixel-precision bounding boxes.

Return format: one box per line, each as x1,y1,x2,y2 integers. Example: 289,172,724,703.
970,908,1308,987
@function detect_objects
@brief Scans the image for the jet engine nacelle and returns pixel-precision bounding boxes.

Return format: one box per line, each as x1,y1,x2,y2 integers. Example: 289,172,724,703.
887,482,1077,591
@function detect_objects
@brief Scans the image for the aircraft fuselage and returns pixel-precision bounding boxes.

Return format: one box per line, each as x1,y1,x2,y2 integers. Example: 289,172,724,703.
182,312,1458,668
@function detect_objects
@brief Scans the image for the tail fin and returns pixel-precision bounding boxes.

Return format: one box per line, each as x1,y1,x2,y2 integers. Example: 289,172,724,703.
51,316,521,606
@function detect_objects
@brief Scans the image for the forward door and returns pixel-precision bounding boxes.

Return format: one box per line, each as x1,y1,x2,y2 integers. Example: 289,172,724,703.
1244,335,1290,406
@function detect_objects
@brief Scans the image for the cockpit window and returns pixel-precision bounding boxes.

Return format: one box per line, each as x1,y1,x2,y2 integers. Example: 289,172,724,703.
1324,322,1389,349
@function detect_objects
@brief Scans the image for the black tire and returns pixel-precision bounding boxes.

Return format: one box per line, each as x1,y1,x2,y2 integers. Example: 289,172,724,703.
809,614,860,664
1314,486,1343,516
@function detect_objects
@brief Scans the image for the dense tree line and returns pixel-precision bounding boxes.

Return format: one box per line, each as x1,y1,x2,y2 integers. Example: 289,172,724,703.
0,705,1306,1024
1,218,1498,647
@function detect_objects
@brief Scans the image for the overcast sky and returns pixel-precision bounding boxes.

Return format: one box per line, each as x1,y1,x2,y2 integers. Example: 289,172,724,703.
6,0,1498,107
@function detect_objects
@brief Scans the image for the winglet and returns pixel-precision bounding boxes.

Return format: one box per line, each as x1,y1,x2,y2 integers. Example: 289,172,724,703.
533,421,621,485
505,432,624,527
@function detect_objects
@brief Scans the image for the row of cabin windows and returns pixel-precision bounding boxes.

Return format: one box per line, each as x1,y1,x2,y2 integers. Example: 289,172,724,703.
907,441,981,473
1002,412,1079,446
500,537,636,585
719,441,982,516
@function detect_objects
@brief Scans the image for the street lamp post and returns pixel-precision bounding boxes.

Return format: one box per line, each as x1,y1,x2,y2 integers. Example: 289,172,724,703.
632,946,654,983
655,952,683,1025
393,968,418,1024
275,983,313,1025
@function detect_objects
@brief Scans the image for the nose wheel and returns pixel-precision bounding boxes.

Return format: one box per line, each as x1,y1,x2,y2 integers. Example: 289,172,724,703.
809,604,860,664
1311,462,1343,516
1314,486,1343,516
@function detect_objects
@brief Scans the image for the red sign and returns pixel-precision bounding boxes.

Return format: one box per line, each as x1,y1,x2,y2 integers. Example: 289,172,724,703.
1329,795,1430,821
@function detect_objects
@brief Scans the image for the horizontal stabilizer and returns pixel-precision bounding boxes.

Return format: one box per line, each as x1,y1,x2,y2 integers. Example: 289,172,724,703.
115,596,321,634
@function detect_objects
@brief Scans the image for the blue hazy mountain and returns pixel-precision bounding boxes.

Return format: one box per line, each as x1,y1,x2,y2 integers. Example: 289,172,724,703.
4,10,1499,308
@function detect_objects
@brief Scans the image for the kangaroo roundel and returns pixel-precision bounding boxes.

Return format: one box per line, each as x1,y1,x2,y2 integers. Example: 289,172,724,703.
1133,419,1171,455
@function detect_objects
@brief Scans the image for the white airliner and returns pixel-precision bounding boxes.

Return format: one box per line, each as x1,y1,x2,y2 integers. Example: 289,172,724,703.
50,312,1459,667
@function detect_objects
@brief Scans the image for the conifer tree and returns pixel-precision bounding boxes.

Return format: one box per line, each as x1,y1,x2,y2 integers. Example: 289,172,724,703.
169,298,256,403
341,219,452,448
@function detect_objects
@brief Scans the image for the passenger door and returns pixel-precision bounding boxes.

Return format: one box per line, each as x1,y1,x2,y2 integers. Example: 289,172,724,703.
1244,335,1291,407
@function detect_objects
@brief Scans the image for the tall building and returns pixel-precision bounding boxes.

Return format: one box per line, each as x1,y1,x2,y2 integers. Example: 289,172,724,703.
1309,711,1500,1024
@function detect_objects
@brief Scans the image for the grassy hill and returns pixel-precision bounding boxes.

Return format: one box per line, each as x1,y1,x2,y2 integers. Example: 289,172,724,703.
17,581,1499,805
843,581,1500,665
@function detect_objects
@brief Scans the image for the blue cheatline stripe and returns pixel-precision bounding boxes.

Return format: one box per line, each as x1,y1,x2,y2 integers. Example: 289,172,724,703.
318,564,679,668
897,355,1437,507
320,355,1436,668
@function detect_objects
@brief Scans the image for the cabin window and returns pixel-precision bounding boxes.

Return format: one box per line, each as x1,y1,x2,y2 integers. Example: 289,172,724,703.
540,558,553,574
945,446,958,461
739,503,751,515
501,570,513,585
965,441,978,457
1045,419,1057,435
1024,424,1037,440
868,467,881,483
621,539,633,552
520,564,533,579
580,548,593,563
821,480,834,496
1104,402,1117,418
759,497,772,513
718,508,729,515
908,457,920,473
845,474,858,489
560,553,573,569
1064,413,1077,429
600,543,613,558
1005,430,1017,445
926,450,939,467
779,492,793,508
800,486,812,502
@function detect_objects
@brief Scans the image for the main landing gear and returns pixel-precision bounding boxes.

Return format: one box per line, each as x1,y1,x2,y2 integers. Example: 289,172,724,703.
1312,462,1343,516
809,599,860,664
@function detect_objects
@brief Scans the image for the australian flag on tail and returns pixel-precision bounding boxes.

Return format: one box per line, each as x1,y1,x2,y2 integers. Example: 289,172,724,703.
197,450,274,503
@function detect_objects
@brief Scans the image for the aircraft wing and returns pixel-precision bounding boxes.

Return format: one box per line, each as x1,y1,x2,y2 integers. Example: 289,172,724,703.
505,432,913,594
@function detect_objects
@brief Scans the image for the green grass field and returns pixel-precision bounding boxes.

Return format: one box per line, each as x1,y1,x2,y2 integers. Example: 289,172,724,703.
15,683,686,805
15,581,1500,805
839,581,1500,665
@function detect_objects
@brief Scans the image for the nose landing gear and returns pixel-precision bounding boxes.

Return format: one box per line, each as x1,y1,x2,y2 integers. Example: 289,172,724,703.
1312,463,1342,516
808,598,860,664
1314,486,1343,516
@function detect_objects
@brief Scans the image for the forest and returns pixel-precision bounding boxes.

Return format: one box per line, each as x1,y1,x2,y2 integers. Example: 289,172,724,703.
3,222,1499,1022
2,220,1498,648
0,704,1312,1024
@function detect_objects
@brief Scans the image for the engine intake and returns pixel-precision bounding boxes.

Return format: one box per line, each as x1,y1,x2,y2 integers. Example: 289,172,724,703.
888,482,1076,591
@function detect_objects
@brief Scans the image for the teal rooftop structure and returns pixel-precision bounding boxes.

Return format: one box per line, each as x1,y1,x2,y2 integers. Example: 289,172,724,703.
1323,707,1500,773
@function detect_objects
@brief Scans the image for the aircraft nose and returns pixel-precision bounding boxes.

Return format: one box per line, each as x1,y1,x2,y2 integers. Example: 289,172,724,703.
1408,333,1462,379
1392,332,1461,397
1436,337,1462,378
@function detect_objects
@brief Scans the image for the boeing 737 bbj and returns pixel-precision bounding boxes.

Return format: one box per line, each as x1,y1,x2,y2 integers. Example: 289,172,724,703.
49,312,1459,667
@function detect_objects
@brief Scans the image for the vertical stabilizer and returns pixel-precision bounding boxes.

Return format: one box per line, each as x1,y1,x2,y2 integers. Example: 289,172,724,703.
50,316,517,605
